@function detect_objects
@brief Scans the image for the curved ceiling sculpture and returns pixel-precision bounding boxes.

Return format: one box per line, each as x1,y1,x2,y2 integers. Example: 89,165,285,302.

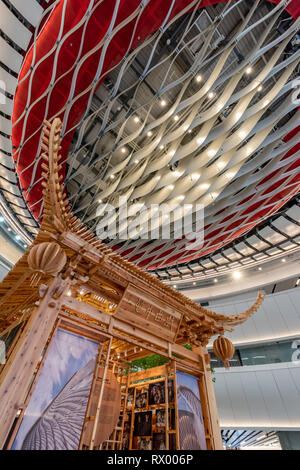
1,0,300,272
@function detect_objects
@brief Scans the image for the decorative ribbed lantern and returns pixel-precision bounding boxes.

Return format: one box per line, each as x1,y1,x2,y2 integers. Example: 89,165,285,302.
213,335,235,369
27,242,67,286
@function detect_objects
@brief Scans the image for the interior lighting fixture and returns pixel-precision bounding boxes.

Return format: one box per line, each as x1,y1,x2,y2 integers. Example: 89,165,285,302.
160,99,166,107
174,115,179,121
233,271,241,279
207,149,216,157
159,145,164,150
246,66,253,74
134,159,139,164
214,278,218,283
196,74,202,82
134,116,139,123
110,175,115,179
147,131,153,137
282,258,286,263
121,147,126,153
208,91,215,99
98,199,102,203
0,216,4,222
168,185,174,190
258,85,263,92
217,161,225,170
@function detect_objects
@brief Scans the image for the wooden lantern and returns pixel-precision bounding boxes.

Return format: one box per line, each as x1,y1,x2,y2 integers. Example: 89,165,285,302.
213,335,235,369
27,242,67,286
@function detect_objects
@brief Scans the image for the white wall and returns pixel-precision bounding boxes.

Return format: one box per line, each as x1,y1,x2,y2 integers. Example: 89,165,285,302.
208,287,300,346
214,362,300,431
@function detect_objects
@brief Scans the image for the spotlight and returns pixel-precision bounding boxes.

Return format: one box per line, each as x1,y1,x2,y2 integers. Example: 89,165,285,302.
147,131,153,137
134,116,139,123
233,271,241,279
98,199,102,203
207,149,216,157
281,258,286,263
196,74,202,82
258,267,262,271
67,290,72,297
121,147,126,153
160,99,166,107
246,66,253,74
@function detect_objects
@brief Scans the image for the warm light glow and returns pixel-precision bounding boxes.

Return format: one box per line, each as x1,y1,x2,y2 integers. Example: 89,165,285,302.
173,285,177,288
258,85,263,92
246,66,253,74
217,161,225,169
188,129,192,134
159,145,164,150
196,74,202,82
197,137,205,145
147,131,153,137
214,278,218,283
160,99,166,107
233,271,241,279
110,174,115,179
121,147,126,153
67,290,72,296
208,91,215,99
178,195,185,200
134,159,139,164
169,150,175,156
239,130,246,138
174,115,179,121
98,199,102,203
282,258,286,263
207,149,216,157
134,116,139,123
168,185,174,190
201,183,210,190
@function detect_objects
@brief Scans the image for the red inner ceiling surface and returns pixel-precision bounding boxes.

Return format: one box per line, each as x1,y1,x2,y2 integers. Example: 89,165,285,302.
11,0,300,269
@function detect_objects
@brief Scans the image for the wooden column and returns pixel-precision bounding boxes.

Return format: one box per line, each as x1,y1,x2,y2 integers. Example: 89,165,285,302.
0,277,70,448
196,346,223,450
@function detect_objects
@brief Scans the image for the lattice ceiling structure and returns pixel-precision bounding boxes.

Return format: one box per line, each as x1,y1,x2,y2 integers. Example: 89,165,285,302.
1,0,300,280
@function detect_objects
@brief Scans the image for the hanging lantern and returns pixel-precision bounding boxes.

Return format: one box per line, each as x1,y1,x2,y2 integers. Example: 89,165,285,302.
213,335,235,369
27,242,67,286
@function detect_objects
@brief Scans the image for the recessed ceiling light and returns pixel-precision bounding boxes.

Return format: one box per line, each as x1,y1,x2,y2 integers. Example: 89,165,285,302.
8,227,11,232
134,116,139,123
121,147,126,153
147,131,153,137
160,99,166,107
134,159,139,164
282,258,286,263
174,115,179,121
217,161,226,169
233,271,241,279
178,195,185,200
110,174,115,179
258,85,263,92
168,185,174,190
67,290,72,296
193,282,196,285
258,267,262,271
214,278,218,283
159,145,164,150
98,199,102,203
0,216,4,222
208,91,215,99
196,74,202,82
207,149,216,157
246,66,253,74
188,129,192,134
173,285,177,288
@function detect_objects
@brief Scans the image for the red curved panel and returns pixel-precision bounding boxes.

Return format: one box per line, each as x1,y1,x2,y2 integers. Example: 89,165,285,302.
11,0,300,269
